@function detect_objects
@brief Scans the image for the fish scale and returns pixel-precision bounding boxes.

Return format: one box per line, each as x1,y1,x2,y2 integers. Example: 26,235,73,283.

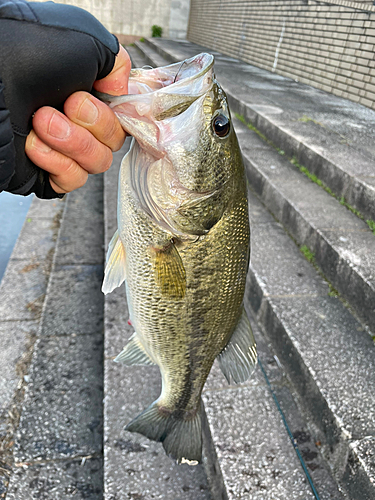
101,53,257,464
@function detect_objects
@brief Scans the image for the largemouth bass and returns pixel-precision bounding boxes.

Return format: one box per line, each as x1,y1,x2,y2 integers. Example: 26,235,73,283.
101,53,257,464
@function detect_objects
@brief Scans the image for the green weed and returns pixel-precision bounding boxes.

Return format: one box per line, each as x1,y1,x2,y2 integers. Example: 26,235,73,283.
297,115,323,127
234,113,268,142
366,219,375,234
300,245,315,264
298,115,313,123
328,286,339,298
139,37,145,42
151,25,163,37
290,157,335,196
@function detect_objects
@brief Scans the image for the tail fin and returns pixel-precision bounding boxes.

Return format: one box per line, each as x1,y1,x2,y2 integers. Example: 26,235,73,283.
125,401,202,465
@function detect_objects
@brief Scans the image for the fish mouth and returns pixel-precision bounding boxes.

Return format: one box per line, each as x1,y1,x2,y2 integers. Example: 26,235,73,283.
93,53,215,159
97,53,222,237
127,52,214,96
95,53,214,103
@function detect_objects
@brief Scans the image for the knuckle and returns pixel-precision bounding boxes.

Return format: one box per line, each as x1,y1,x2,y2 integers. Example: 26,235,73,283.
102,119,121,149
98,148,113,173
103,150,113,171
75,172,89,190
79,135,97,158
64,158,80,177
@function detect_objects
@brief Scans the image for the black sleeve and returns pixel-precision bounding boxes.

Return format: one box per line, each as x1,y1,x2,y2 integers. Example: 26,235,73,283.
0,0,119,199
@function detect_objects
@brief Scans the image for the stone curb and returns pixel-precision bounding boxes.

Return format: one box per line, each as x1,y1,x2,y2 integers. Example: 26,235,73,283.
5,175,105,499
0,195,65,496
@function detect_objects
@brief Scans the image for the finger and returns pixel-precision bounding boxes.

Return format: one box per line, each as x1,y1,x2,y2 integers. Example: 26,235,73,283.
93,45,131,95
31,107,113,174
25,130,88,193
63,91,125,152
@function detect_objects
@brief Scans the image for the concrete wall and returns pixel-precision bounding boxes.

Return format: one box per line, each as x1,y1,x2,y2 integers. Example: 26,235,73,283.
187,0,375,110
169,0,192,38
32,0,190,39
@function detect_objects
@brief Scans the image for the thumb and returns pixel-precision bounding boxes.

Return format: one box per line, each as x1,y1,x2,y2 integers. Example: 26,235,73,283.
93,45,131,96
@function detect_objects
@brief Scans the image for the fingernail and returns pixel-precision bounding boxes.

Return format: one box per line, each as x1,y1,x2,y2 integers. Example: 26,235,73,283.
77,98,99,124
48,112,71,139
30,133,51,153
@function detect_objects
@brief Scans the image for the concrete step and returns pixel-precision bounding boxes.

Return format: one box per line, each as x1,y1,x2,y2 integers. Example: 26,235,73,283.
129,39,375,499
126,43,150,69
4,175,106,499
0,195,64,496
133,40,169,68
247,194,375,500
234,117,375,333
143,37,375,225
103,139,344,500
132,39,375,333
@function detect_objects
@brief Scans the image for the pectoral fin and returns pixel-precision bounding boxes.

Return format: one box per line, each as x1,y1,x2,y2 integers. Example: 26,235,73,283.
102,230,127,294
218,307,257,384
151,240,186,299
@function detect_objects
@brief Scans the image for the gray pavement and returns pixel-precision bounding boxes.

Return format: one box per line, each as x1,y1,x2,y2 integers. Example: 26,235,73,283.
0,195,64,496
3,175,105,499
6,458,103,500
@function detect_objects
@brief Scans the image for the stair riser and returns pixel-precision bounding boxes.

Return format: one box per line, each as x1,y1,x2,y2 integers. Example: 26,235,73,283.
143,37,175,62
133,42,155,67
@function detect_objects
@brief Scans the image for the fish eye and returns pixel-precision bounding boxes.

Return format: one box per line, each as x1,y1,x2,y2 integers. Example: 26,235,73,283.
212,114,230,138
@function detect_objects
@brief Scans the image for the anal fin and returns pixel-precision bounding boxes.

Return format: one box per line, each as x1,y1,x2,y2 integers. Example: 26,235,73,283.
218,307,257,384
115,333,155,366
102,230,127,294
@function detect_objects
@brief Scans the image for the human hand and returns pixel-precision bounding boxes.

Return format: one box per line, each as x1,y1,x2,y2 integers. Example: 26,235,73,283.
25,45,131,194
0,1,130,198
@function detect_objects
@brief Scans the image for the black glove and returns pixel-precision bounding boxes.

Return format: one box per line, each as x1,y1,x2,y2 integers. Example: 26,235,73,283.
0,0,119,198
